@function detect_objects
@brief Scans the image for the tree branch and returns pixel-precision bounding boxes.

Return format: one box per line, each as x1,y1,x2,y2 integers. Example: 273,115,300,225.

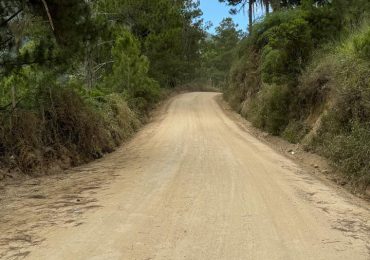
0,37,13,48
0,9,23,27
41,0,55,31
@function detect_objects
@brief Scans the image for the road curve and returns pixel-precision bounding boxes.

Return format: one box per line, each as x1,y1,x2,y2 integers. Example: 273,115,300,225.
26,92,370,259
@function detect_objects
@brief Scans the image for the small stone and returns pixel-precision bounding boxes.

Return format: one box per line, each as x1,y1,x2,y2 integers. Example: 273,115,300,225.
314,164,319,169
291,151,295,155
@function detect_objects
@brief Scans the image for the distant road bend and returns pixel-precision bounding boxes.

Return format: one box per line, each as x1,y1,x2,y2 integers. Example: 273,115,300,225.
7,92,370,259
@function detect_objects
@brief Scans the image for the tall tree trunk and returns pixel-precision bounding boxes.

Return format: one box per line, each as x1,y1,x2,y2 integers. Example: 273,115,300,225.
248,0,253,33
41,0,54,31
265,0,270,14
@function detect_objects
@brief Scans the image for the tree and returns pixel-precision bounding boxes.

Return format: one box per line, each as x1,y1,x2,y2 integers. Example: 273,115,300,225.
219,0,273,33
1,0,98,74
93,0,205,87
102,29,161,110
201,18,242,86
218,0,329,33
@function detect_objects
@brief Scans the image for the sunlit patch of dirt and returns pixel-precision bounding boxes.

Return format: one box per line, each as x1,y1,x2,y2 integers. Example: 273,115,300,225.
0,160,124,260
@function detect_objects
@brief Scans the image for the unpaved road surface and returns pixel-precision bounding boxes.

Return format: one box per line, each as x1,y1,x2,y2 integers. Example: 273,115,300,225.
1,92,369,260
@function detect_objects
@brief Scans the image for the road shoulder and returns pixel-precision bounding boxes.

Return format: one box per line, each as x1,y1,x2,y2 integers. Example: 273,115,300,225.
215,94,370,206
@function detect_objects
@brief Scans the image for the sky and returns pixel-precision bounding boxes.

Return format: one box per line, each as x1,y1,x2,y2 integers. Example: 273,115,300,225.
199,0,264,34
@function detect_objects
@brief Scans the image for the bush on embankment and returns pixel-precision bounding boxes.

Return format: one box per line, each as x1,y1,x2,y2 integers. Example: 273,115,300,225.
0,0,205,179
0,86,142,175
303,26,370,190
224,1,370,192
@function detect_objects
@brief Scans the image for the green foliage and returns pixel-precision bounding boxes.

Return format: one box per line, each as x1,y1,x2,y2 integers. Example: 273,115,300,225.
95,93,140,144
0,76,141,173
293,25,370,189
225,4,341,114
282,120,309,143
96,0,205,87
247,84,290,135
226,1,367,123
313,120,370,189
102,29,161,112
225,0,370,190
0,1,99,73
255,10,313,84
201,18,242,87
226,41,261,110
0,0,205,175
301,2,342,46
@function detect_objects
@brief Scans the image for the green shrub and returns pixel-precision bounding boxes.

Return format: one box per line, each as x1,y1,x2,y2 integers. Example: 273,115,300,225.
126,79,162,114
94,93,140,145
305,25,370,190
247,84,291,135
102,29,162,114
314,120,370,189
298,49,334,116
224,0,370,190
249,9,317,85
226,5,342,127
302,4,342,46
226,43,261,111
226,3,345,103
282,120,309,144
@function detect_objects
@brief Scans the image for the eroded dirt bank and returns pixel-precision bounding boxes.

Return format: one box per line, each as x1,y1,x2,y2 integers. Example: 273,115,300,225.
1,92,369,259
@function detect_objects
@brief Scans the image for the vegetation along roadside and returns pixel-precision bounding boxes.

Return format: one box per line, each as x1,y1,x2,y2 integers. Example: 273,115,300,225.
221,0,370,193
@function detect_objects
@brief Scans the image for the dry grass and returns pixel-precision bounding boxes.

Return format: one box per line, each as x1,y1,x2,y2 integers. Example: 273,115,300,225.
0,89,141,176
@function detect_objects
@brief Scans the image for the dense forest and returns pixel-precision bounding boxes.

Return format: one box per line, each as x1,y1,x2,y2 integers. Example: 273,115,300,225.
1,0,369,192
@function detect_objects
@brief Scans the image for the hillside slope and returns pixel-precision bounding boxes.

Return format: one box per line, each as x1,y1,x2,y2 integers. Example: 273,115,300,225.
224,1,370,192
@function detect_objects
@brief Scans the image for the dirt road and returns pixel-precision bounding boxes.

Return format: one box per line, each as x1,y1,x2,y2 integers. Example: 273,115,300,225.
1,92,369,259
